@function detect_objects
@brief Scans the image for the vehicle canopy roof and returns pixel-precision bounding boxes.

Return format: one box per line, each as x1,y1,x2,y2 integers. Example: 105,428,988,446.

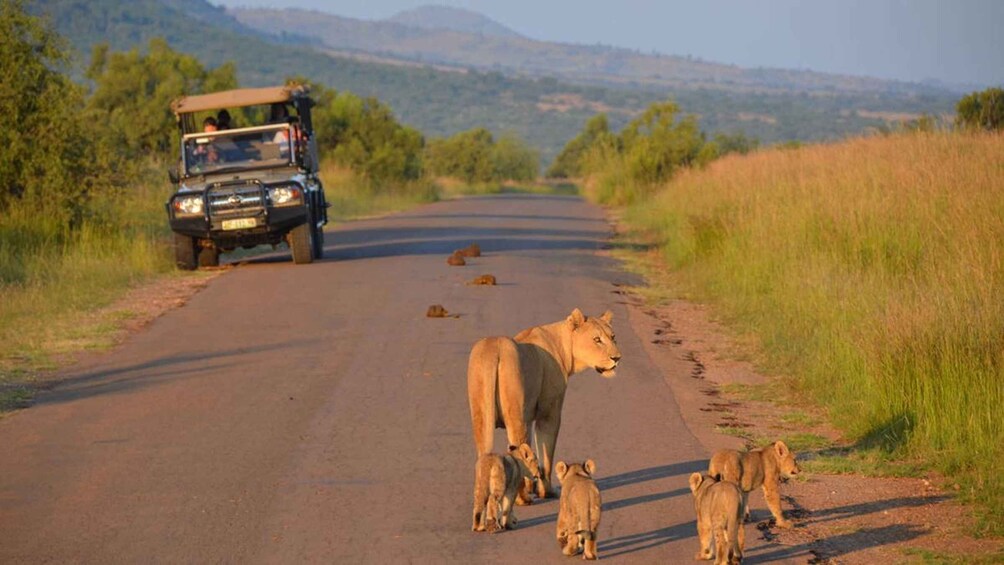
170,85,311,116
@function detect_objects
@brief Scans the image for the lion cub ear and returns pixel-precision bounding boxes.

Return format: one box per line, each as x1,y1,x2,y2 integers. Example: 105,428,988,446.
517,443,535,460
567,308,586,328
599,310,613,323
774,440,790,458
555,461,569,481
688,472,704,494
584,459,597,476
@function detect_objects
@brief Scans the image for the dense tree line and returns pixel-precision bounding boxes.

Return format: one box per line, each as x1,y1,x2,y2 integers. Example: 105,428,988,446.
424,128,539,183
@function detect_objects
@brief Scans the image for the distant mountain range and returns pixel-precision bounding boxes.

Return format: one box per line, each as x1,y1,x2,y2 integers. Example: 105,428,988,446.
230,5,952,98
31,0,959,163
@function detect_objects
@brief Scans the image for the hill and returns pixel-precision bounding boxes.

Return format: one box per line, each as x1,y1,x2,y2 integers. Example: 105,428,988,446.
32,0,957,164
231,5,952,98
387,5,522,38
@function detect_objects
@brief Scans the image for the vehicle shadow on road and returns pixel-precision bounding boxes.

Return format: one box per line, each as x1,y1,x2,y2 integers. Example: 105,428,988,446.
599,521,694,559
33,341,305,406
235,226,608,265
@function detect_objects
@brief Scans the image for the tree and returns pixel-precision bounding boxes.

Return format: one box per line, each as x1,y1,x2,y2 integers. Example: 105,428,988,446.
956,87,1004,131
312,88,424,184
620,101,705,184
547,113,611,178
425,128,496,183
85,38,237,155
491,134,539,182
0,0,105,223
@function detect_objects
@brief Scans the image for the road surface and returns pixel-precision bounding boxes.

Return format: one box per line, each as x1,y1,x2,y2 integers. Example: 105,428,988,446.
0,194,796,563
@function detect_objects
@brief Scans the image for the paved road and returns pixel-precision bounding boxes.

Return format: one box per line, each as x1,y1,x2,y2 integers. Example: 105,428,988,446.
0,194,794,563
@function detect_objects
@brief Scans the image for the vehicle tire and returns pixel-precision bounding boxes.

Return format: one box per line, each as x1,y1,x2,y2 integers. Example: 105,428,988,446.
198,245,220,268
174,233,198,270
312,220,324,260
289,221,314,264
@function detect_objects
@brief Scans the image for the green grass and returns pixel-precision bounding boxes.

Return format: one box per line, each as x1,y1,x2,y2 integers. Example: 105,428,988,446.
608,131,1004,535
901,546,1004,564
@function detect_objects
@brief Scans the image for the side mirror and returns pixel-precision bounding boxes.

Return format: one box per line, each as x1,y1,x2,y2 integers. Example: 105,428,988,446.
168,165,180,184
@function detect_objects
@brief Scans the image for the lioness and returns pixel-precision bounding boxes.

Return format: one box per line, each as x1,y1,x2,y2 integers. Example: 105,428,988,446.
708,440,801,528
689,473,745,564
467,308,621,498
471,443,541,533
555,459,602,560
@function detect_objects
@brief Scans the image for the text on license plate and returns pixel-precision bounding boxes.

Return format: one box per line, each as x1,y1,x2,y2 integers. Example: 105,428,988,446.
222,218,257,230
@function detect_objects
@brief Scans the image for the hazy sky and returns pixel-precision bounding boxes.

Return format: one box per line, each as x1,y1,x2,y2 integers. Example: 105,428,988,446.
213,0,1003,87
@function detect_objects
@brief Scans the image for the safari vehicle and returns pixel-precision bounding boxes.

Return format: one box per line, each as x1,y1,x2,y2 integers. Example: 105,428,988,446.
166,85,328,268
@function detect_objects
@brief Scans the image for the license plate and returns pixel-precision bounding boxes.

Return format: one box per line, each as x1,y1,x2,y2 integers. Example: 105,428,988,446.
222,217,257,230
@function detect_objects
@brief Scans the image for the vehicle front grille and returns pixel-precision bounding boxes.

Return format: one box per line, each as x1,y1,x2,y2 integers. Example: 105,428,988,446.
207,183,264,217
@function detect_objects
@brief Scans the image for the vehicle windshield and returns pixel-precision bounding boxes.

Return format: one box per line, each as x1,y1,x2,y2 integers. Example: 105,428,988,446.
183,123,295,176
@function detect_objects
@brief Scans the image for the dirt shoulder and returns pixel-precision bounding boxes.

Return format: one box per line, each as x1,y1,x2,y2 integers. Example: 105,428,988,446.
610,243,1003,563
0,268,226,413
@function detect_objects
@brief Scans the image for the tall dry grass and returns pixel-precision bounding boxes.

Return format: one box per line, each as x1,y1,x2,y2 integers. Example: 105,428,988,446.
625,132,1004,532
0,164,176,373
319,163,438,219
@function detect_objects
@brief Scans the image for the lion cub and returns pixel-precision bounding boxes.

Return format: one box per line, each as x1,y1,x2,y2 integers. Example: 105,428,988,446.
555,460,602,560
708,440,801,528
472,443,541,533
689,473,745,564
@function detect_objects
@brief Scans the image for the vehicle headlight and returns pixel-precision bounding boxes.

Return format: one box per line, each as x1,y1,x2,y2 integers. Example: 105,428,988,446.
172,195,204,217
268,185,303,207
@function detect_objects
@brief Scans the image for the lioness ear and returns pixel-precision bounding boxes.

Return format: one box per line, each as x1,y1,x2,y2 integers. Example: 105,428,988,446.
774,441,789,458
600,310,613,323
584,459,597,476
567,308,586,328
688,472,704,494
555,461,569,481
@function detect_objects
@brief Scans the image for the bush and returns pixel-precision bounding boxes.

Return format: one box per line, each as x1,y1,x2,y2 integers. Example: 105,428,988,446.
956,87,1004,131
425,128,539,183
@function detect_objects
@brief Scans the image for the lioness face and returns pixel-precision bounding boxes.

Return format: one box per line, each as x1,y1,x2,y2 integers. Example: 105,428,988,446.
572,311,621,378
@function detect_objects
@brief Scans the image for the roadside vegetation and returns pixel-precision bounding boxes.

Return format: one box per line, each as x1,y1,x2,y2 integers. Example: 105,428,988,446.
0,4,541,409
555,93,1003,532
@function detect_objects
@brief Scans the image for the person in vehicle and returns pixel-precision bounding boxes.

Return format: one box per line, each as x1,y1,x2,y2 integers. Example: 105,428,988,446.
193,117,220,163
216,109,232,130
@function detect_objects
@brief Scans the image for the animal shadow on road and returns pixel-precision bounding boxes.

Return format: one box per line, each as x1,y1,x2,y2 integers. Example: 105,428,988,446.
744,523,929,563
596,460,707,492
517,461,704,530
599,521,695,559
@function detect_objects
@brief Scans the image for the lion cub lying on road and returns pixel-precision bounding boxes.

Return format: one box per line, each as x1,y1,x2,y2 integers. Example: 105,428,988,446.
472,443,541,533
708,440,801,528
555,460,602,560
689,473,745,564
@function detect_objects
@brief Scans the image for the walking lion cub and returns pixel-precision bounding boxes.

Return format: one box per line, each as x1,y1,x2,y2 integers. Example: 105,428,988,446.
471,443,541,533
689,473,745,564
708,440,801,528
555,460,602,560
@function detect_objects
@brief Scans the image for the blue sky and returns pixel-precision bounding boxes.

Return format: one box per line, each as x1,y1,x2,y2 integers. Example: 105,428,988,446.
213,0,1003,87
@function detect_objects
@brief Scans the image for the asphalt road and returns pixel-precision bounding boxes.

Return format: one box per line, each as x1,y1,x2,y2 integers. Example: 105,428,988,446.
0,194,794,563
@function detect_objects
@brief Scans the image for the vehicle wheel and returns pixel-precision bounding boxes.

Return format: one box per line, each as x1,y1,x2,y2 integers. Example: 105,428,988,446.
174,233,197,270
312,221,324,260
289,221,314,264
198,245,219,268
